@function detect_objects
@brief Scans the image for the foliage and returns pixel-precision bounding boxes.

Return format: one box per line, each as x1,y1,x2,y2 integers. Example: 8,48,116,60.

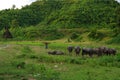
40,28,64,40
88,29,105,40
108,34,120,44
0,0,119,30
10,27,26,40
0,0,119,41
5,26,64,40
11,60,26,69
115,5,120,27
70,32,79,40
75,36,83,42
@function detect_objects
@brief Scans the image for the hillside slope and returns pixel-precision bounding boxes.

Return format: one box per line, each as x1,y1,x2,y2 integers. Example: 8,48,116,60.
0,0,120,43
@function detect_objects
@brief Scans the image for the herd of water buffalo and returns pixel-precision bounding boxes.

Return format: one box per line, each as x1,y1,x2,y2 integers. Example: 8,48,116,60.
48,46,117,57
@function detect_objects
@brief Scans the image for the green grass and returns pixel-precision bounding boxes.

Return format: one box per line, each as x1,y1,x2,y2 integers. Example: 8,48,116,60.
61,64,120,80
0,41,120,80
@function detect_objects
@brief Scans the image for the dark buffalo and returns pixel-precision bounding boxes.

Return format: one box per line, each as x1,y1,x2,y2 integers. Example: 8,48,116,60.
82,48,93,57
48,50,64,55
92,48,100,56
55,51,64,55
67,46,74,54
98,46,107,56
74,46,81,56
98,46,116,56
104,48,116,55
48,51,57,55
109,48,116,55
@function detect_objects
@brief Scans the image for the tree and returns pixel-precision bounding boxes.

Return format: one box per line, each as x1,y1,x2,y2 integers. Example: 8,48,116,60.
0,16,10,30
12,4,16,9
114,6,120,35
116,6,120,27
10,19,19,28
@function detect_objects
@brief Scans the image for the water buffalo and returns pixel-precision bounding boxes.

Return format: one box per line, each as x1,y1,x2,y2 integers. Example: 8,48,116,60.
48,50,64,55
82,48,93,57
104,48,116,56
74,46,81,56
98,46,107,56
109,48,116,55
55,51,64,55
48,51,57,55
98,46,116,56
92,48,100,56
67,46,74,54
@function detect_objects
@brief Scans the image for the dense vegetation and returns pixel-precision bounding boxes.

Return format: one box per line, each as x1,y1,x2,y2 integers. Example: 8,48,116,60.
0,1,120,79
0,0,120,43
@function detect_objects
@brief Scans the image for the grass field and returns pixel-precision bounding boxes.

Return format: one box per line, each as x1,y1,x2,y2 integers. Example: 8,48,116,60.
0,40,120,80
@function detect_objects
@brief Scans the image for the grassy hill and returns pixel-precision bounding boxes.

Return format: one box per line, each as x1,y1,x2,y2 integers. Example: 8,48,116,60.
0,0,120,43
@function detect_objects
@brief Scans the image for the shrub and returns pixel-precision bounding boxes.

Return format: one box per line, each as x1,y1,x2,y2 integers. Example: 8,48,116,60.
11,60,26,69
40,29,64,40
116,53,120,62
10,27,26,40
88,29,104,40
108,34,120,44
29,54,39,59
75,36,83,42
0,77,4,80
25,30,40,39
70,32,79,40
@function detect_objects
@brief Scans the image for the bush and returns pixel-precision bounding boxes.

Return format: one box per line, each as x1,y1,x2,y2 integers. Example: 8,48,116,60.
11,60,26,69
75,36,83,42
25,30,40,39
29,54,39,59
10,27,26,40
0,77,4,80
40,29,64,40
108,34,120,44
70,32,79,40
88,29,105,40
116,53,120,62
